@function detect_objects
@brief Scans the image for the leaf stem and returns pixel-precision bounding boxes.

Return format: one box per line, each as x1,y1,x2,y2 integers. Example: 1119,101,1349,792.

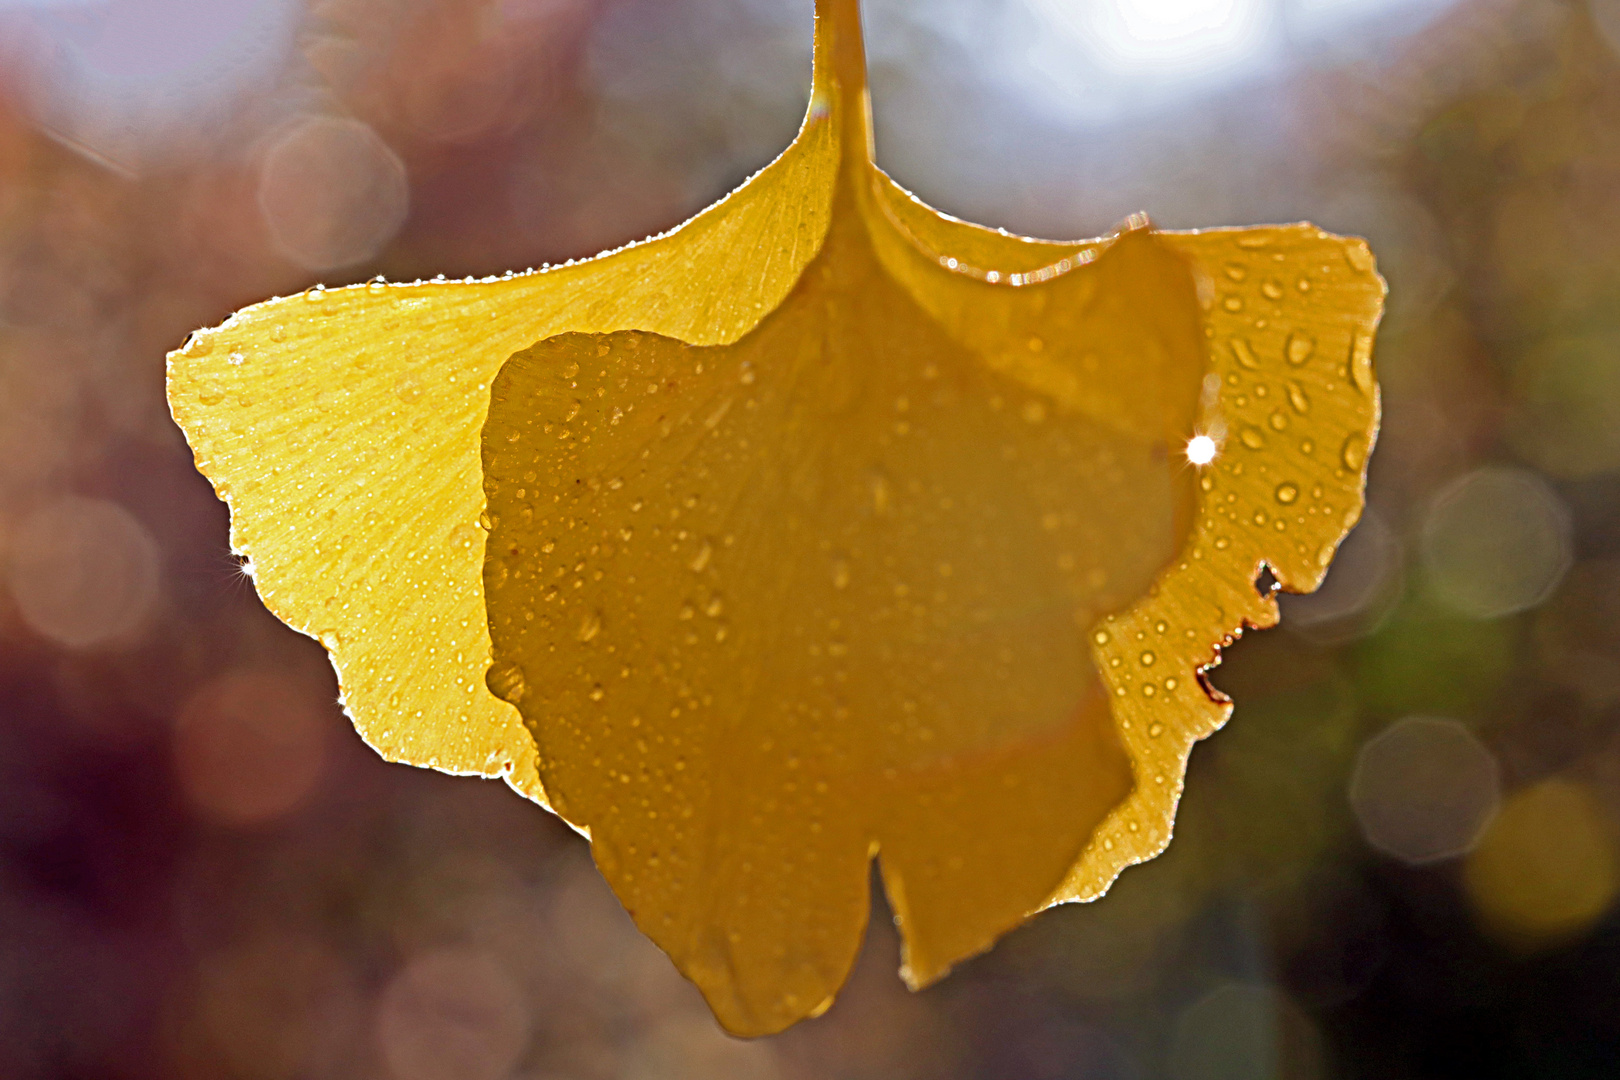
813,0,873,165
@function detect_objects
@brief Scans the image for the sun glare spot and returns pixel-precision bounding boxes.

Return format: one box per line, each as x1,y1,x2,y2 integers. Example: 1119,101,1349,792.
1186,434,1219,466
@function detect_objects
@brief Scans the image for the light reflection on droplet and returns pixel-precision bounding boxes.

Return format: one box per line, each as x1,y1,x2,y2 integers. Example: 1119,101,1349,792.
1186,434,1218,465
5,495,160,649
258,115,409,271
1349,716,1500,865
1465,779,1620,945
173,669,330,826
374,947,531,1080
1421,466,1572,620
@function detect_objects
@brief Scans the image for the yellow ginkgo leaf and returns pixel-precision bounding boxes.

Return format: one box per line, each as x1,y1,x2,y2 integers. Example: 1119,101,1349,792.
479,0,1381,1036
166,20,842,808
166,0,1381,1039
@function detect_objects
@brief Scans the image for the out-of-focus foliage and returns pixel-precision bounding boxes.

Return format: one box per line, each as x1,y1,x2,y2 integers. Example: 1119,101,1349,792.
5,0,1620,1076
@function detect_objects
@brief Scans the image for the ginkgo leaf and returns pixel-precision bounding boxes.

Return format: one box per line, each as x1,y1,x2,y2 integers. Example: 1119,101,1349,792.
166,0,1382,1039
166,27,840,809
479,0,1381,1036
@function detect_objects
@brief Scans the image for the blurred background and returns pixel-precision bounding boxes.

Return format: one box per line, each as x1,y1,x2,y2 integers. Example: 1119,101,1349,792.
2,0,1620,1076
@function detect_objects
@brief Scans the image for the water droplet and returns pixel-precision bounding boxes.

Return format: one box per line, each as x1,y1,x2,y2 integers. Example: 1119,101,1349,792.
704,595,724,618
870,474,890,515
1269,410,1289,432
739,361,756,385
1286,380,1310,413
304,287,326,302
394,374,422,403
1299,438,1315,456
1253,508,1269,526
1285,331,1315,366
1230,339,1261,370
1349,332,1375,394
561,360,580,378
1296,276,1312,292
1222,295,1244,312
1261,279,1283,300
1239,426,1266,450
1275,482,1300,504
1093,630,1110,646
488,663,527,702
588,683,605,701
1341,431,1369,471
1223,262,1248,281
1148,722,1165,737
689,540,712,573
1214,535,1231,550
1140,650,1156,667
577,611,602,642
1344,243,1375,273
831,559,850,590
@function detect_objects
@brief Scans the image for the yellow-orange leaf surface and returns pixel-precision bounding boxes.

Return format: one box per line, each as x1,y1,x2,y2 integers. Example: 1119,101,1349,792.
168,0,1382,1037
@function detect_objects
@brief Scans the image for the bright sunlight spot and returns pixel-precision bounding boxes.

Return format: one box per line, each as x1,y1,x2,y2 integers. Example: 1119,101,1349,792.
1029,0,1269,78
1017,0,1463,122
1186,435,1219,466
1099,0,1256,64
